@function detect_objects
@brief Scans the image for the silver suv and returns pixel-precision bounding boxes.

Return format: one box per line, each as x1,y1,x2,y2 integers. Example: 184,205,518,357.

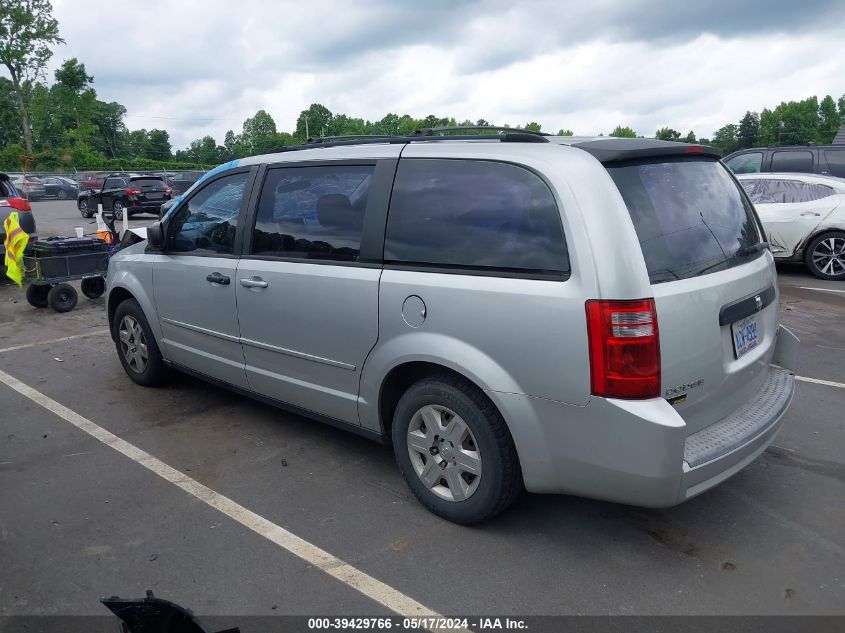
106,129,799,524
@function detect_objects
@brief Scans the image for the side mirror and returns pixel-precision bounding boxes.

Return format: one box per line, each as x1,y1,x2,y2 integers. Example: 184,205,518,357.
147,221,165,250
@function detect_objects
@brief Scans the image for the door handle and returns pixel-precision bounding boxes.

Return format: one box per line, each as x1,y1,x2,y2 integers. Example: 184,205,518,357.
206,272,230,285
800,211,821,217
240,277,268,289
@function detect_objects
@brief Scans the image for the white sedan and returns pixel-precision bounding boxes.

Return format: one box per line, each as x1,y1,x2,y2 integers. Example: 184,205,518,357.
737,172,845,280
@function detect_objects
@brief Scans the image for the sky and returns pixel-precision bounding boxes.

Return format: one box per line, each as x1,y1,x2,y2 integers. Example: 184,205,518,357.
44,0,845,149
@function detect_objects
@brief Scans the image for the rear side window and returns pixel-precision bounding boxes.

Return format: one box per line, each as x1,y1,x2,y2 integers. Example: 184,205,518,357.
0,180,13,197
251,165,374,262
771,150,813,173
607,158,762,283
384,159,568,276
725,152,763,174
824,150,845,178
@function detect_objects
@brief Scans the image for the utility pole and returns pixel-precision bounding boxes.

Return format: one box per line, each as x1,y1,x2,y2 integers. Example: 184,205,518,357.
305,115,309,139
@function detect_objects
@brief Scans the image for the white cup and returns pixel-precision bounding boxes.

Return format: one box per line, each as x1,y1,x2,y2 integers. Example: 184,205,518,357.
74,227,84,238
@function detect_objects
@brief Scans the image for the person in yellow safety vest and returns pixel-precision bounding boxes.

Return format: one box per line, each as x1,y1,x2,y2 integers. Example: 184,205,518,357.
3,211,30,286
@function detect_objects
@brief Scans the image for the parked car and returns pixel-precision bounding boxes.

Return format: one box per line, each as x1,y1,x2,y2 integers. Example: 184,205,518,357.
162,171,204,196
40,175,79,199
11,176,47,200
77,173,172,219
77,171,107,191
105,131,798,524
725,143,845,177
1,172,37,252
737,172,845,280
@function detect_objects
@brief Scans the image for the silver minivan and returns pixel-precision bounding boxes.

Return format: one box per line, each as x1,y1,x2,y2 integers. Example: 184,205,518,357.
106,129,799,524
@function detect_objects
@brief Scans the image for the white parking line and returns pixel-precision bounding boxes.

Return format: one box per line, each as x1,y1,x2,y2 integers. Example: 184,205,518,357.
0,367,462,631
0,329,110,354
798,286,845,294
796,375,845,390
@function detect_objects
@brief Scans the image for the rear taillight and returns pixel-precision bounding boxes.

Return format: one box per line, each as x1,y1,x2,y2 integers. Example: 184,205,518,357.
125,187,141,195
1,197,32,211
585,299,660,399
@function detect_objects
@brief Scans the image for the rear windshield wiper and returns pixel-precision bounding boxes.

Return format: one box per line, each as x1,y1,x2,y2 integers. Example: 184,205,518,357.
736,241,769,257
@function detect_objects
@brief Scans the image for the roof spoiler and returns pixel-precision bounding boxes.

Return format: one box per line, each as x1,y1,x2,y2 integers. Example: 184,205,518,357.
571,139,722,163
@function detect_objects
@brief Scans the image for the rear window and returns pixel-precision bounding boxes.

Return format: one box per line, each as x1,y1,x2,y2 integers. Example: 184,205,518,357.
607,158,762,283
384,159,569,276
725,152,763,174
130,177,165,189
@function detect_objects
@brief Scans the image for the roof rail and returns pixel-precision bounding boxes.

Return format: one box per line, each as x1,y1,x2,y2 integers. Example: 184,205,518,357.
413,125,550,137
267,127,550,154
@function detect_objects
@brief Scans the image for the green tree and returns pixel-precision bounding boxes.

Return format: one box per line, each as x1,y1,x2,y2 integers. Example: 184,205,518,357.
0,0,63,154
241,109,278,155
737,111,759,149
711,123,739,154
819,95,840,143
609,125,637,138
295,103,332,140
523,122,542,132
682,131,697,143
655,127,681,141
557,128,574,136
93,101,127,158
0,76,21,146
143,128,171,161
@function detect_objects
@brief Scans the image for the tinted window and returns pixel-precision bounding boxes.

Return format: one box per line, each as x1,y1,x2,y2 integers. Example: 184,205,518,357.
251,165,373,261
607,158,761,283
824,150,845,178
103,178,126,190
384,159,568,275
130,177,165,190
771,150,813,173
751,179,835,204
168,171,248,254
0,180,13,197
725,152,763,174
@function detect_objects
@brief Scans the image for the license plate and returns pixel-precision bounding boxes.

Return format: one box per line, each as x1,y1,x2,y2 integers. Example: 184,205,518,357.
146,192,162,199
731,314,760,359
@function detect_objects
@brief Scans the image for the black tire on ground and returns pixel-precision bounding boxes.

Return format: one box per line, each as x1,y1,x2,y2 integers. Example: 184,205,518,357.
113,201,124,221
25,284,51,308
391,373,523,524
78,199,93,218
804,231,845,281
47,283,78,313
112,298,168,387
80,277,106,299
57,189,68,200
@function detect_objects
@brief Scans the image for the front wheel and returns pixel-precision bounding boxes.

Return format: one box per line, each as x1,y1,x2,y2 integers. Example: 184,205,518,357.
805,231,845,280
80,277,105,299
113,298,168,386
56,189,68,200
392,374,522,524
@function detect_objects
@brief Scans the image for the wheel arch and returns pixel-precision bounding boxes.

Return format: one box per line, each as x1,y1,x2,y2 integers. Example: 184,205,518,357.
106,276,163,347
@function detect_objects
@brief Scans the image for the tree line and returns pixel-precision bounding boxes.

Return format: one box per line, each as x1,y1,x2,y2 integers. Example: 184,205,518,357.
1,1,843,173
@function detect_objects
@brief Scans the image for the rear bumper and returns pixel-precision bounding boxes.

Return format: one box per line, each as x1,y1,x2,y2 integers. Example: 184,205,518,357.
489,326,799,507
128,201,168,213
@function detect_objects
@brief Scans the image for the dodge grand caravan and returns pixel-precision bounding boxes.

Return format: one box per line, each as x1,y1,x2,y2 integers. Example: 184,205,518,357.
106,129,799,524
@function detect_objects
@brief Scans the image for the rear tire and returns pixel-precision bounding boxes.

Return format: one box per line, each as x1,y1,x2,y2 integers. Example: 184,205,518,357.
113,298,167,387
392,373,522,524
80,277,106,299
47,283,78,313
26,284,51,308
57,189,68,200
804,231,845,280
113,201,124,221
78,199,93,218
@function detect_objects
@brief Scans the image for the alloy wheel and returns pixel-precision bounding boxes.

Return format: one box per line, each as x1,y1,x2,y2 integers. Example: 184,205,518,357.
811,236,845,277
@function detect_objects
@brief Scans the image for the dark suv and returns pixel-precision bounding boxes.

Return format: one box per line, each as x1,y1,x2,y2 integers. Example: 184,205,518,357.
725,144,845,177
77,173,172,219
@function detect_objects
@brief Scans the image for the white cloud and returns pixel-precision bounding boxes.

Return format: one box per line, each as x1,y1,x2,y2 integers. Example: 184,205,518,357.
45,0,845,148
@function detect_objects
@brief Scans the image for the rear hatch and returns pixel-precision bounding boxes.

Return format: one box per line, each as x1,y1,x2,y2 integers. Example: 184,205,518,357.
605,155,776,433
129,177,169,204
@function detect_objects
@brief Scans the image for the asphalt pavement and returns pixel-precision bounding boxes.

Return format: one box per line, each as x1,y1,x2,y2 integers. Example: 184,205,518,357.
1,199,843,627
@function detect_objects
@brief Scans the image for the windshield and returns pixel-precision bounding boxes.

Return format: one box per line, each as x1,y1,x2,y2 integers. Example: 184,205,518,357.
607,157,763,283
